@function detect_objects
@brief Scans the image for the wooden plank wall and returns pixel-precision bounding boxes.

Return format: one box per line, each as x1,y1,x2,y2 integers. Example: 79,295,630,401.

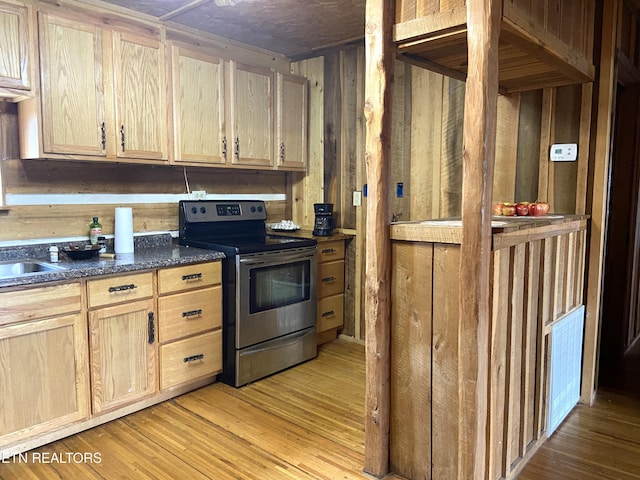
488,226,587,480
0,104,288,241
389,223,587,480
312,42,588,342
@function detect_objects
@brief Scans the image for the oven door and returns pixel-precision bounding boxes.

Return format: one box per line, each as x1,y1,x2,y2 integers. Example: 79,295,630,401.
236,246,317,348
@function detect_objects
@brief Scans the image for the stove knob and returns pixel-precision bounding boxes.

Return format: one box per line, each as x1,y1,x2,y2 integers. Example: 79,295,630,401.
257,206,263,212
250,206,256,213
200,207,207,214
191,207,197,214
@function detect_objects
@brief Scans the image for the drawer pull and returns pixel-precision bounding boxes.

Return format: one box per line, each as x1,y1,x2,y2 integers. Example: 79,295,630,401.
322,310,335,317
321,248,336,254
108,284,137,293
322,276,336,283
184,354,204,363
182,273,203,281
148,312,155,344
182,309,203,318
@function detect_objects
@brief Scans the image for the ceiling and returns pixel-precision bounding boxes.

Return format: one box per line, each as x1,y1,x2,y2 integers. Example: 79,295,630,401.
91,0,366,60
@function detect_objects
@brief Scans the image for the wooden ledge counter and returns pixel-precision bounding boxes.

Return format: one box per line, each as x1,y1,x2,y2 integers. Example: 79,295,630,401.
389,214,588,480
390,214,588,249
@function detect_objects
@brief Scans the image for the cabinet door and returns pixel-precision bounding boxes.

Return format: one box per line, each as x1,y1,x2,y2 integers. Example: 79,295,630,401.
229,61,273,167
0,1,31,96
172,45,226,164
0,313,89,447
89,298,156,414
39,13,107,156
275,73,307,171
113,32,167,160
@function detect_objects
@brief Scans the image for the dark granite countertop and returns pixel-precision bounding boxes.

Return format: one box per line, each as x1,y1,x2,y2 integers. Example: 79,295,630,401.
0,234,225,289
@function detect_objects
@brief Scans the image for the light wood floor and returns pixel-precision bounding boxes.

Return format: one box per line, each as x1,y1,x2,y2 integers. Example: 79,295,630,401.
0,339,378,480
1,338,639,480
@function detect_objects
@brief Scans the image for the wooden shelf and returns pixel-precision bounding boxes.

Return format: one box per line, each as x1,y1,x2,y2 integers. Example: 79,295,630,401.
394,1,596,93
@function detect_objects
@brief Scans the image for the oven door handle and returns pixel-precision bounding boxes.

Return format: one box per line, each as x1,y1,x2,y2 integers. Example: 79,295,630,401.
239,249,316,267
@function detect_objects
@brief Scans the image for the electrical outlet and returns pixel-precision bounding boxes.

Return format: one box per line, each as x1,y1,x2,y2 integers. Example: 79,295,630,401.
192,190,207,200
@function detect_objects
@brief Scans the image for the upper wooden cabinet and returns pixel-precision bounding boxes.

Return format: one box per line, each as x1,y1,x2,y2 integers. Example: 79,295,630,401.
171,44,226,165
228,60,274,168
394,0,596,93
19,11,168,162
15,4,308,170
275,72,308,171
0,0,32,100
38,13,107,156
113,32,167,160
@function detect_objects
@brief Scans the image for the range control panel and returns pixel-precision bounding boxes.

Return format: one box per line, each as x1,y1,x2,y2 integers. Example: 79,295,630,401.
180,200,267,223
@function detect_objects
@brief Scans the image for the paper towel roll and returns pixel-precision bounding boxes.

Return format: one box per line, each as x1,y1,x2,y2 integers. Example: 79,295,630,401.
114,207,134,254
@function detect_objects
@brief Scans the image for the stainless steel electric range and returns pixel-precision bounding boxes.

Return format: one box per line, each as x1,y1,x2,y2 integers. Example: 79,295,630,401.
179,200,318,387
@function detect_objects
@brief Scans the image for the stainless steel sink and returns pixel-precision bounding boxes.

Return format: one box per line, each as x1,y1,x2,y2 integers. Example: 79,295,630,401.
0,260,67,279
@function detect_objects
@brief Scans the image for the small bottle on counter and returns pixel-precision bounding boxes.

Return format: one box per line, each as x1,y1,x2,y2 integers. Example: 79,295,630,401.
98,236,107,253
49,245,59,263
89,217,102,245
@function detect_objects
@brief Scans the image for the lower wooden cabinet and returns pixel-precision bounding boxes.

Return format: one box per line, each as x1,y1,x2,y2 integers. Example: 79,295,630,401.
0,284,89,449
160,330,222,390
88,298,157,414
157,262,223,390
316,240,346,344
0,260,222,454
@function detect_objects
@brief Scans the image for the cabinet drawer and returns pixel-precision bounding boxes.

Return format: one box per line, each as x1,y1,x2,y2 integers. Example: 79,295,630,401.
318,241,345,263
87,272,154,308
317,294,344,332
158,286,222,343
0,283,82,326
160,330,222,390
318,260,345,298
157,261,221,295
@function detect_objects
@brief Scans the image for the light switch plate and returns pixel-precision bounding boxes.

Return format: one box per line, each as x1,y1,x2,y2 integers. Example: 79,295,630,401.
353,191,362,206
192,190,207,200
550,143,578,161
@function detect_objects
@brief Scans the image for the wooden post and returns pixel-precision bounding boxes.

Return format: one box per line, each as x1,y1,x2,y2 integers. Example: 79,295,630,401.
363,0,394,477
459,1,500,479
583,0,620,404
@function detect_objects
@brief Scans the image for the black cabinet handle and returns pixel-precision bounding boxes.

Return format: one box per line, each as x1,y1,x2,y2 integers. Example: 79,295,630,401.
148,312,155,344
222,136,227,158
321,248,336,254
182,309,203,318
234,137,240,157
184,354,204,363
108,284,137,293
182,273,203,281
120,125,125,151
322,310,335,317
100,122,106,150
322,276,336,283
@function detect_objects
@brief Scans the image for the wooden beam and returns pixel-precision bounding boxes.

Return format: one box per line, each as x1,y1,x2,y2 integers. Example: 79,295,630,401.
583,0,620,404
363,0,395,477
459,0,501,479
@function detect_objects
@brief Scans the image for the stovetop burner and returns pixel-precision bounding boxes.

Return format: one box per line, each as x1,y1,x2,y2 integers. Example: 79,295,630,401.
178,200,316,255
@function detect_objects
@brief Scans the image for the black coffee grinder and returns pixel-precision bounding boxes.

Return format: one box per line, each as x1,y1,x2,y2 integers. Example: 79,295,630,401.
313,203,334,236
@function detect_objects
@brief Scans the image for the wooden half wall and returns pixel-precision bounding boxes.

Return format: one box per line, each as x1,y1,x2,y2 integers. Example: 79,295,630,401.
389,219,588,480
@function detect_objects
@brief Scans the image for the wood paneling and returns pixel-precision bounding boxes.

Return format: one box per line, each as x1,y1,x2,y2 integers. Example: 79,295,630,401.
390,240,433,479
389,217,587,480
0,156,288,240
